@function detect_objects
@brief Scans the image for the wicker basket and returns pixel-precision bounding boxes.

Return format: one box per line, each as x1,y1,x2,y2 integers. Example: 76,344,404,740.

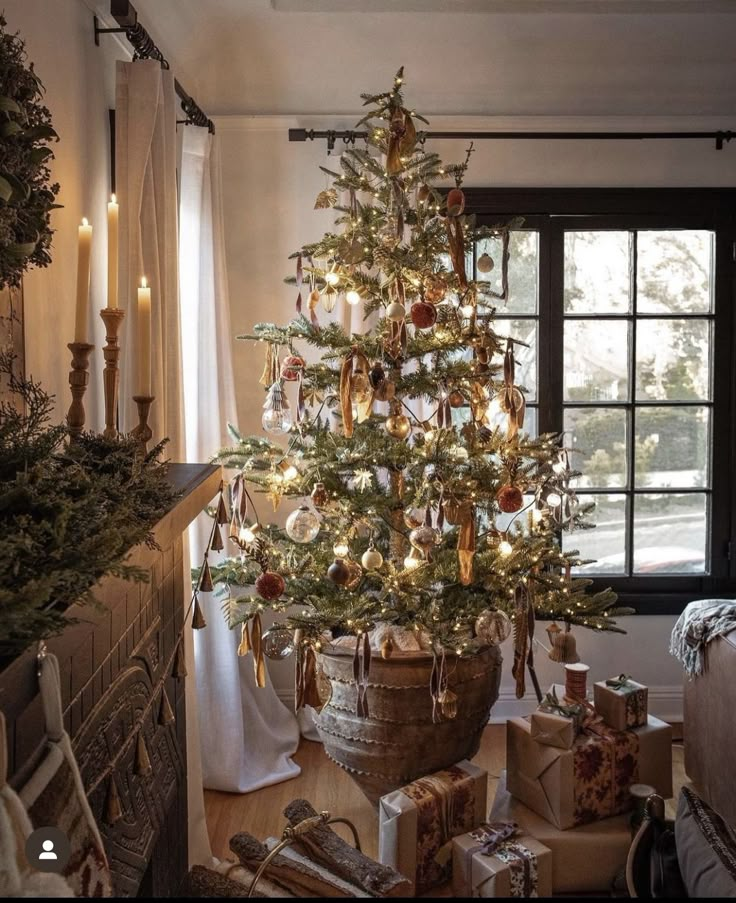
316,644,502,804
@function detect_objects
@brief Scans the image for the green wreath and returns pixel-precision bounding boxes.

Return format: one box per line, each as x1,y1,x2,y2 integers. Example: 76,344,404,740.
0,14,60,290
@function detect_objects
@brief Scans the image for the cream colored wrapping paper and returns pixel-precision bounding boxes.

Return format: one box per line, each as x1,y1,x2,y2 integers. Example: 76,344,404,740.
492,771,632,894
378,759,487,895
506,714,672,830
530,710,577,750
452,830,553,897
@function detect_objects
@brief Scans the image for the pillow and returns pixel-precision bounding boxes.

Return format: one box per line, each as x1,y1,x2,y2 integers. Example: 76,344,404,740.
676,786,736,898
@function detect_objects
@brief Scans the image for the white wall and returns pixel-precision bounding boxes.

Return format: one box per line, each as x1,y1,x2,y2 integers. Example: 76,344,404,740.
216,112,736,720
5,0,126,423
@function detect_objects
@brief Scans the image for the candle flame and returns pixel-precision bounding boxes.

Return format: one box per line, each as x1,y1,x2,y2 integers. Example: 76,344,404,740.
141,276,147,289
81,217,89,227
110,193,117,204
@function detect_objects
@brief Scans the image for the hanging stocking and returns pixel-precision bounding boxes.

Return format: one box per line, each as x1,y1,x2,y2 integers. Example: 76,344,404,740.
19,653,113,897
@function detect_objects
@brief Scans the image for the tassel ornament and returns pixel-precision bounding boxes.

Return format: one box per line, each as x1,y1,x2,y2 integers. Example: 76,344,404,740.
158,689,175,726
172,641,187,678
134,731,152,777
104,775,123,825
210,524,224,552
199,558,214,593
216,493,229,525
192,594,207,629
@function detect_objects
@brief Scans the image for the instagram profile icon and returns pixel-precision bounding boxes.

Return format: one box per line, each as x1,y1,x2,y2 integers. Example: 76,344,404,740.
25,827,71,874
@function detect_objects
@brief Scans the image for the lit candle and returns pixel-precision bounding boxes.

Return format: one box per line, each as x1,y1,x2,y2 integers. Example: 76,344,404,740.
107,194,119,309
75,217,92,342
137,277,152,396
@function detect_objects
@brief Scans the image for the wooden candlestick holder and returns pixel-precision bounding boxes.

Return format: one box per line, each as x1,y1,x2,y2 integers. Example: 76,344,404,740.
99,307,125,439
66,342,95,439
131,395,154,456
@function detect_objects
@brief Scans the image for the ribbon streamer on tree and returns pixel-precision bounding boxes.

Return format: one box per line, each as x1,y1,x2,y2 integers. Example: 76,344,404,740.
339,347,374,438
295,253,303,313
501,338,526,439
445,216,468,288
250,611,267,688
443,499,476,586
353,631,371,718
295,630,323,711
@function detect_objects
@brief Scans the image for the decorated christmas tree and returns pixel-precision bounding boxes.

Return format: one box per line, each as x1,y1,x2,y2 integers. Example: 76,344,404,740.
208,69,631,707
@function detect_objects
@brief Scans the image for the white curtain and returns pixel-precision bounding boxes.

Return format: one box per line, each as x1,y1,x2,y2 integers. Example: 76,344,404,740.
115,60,210,865
178,126,301,793
115,60,184,458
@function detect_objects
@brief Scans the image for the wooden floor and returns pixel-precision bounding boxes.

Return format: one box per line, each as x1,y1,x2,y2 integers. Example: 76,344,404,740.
204,724,686,864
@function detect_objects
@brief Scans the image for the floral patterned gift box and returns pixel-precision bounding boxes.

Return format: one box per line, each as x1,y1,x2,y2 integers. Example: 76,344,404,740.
452,821,553,897
506,714,672,830
378,760,487,895
594,674,649,731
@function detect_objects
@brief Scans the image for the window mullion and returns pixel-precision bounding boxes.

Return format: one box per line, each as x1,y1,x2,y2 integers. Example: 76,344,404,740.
541,220,563,436
627,231,638,577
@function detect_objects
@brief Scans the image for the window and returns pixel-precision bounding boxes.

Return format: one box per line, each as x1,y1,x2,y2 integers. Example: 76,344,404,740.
466,189,736,613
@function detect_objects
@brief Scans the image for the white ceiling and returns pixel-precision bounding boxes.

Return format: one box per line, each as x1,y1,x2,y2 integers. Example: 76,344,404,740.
129,0,736,118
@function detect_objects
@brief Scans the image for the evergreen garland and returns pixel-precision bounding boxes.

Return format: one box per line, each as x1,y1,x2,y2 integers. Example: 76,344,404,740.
0,354,179,657
0,14,60,289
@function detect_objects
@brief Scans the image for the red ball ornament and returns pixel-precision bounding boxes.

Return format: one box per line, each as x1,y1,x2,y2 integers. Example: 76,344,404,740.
255,570,286,600
280,354,305,381
497,485,524,514
410,301,437,330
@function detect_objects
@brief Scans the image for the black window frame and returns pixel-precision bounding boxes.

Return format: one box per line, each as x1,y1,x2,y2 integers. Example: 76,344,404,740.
465,188,736,614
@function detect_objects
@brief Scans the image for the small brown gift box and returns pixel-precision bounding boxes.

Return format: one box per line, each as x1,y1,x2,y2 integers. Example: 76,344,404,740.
594,674,648,731
452,824,553,897
507,714,672,830
491,771,632,894
530,687,584,750
378,759,487,895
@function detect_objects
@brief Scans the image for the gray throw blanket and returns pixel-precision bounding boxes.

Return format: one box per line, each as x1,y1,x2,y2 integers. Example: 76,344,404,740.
670,599,736,676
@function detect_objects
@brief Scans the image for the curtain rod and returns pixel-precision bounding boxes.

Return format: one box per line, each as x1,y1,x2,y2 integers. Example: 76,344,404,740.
289,128,735,151
94,0,215,134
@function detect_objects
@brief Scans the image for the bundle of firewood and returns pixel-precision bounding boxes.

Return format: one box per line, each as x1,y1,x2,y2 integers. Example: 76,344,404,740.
188,799,411,898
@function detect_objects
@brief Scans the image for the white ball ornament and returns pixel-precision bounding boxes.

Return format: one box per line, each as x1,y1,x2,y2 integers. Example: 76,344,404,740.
361,544,384,570
285,506,320,543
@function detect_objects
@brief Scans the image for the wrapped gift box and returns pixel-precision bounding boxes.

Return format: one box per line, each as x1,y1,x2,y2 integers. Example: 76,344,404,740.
507,713,672,830
378,759,487,895
491,771,633,894
452,824,553,897
594,675,648,731
529,688,584,750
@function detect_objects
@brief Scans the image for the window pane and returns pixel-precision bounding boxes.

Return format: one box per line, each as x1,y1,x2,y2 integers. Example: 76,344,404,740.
635,407,710,489
635,319,711,401
564,320,630,402
633,493,707,574
564,231,631,314
564,407,628,489
637,230,714,314
566,494,628,575
484,403,537,438
478,230,538,315
496,318,537,401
